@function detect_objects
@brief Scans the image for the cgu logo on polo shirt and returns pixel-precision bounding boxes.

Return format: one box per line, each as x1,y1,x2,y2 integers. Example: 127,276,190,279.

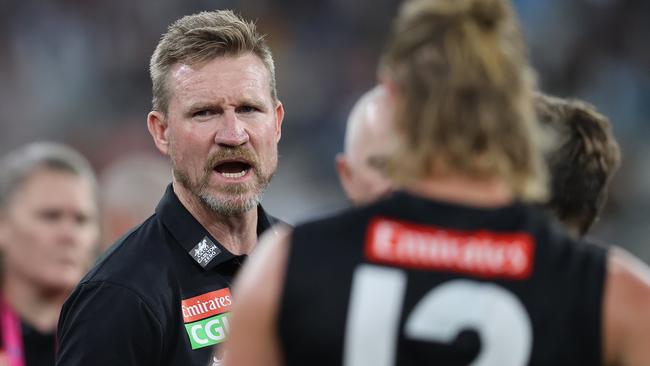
182,288,232,349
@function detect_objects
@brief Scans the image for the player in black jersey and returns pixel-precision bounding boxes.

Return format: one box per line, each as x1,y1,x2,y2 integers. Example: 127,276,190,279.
223,0,650,365
535,93,621,238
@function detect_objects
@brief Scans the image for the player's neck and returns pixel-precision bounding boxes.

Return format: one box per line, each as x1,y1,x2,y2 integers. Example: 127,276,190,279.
173,182,258,256
2,271,68,333
406,174,514,208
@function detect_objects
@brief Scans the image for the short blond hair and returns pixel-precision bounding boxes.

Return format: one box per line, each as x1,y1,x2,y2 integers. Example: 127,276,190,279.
381,0,547,201
149,10,277,113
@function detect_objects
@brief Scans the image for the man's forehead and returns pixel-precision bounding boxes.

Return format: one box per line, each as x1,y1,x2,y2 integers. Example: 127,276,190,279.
170,63,197,85
171,60,267,87
168,57,273,105
11,171,96,209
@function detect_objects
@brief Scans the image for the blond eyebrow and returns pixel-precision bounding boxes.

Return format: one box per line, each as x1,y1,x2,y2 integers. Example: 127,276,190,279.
238,96,269,110
187,102,222,112
186,96,268,112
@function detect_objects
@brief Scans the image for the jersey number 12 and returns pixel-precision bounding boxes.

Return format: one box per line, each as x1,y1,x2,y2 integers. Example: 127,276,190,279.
343,264,533,366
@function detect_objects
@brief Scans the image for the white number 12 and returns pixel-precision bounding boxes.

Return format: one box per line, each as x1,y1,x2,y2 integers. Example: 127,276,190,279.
343,265,533,366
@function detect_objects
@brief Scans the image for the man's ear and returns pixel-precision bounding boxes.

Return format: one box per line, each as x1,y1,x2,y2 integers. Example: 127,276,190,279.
274,101,284,143
147,111,170,156
336,153,355,202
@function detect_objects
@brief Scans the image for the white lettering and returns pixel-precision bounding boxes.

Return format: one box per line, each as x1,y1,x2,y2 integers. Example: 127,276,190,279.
205,318,226,342
208,300,217,311
508,246,527,274
191,324,209,345
373,222,396,259
188,304,201,317
221,315,231,332
369,219,532,277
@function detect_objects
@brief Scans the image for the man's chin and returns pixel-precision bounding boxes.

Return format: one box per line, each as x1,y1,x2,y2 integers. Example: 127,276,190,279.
199,191,260,216
36,275,80,294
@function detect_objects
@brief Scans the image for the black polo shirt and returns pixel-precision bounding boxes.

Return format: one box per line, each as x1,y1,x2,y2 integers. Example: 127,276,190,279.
56,184,282,366
23,320,56,366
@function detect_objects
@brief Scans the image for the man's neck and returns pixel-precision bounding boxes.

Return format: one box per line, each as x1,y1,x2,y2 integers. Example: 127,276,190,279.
2,272,68,334
173,182,258,255
406,174,514,208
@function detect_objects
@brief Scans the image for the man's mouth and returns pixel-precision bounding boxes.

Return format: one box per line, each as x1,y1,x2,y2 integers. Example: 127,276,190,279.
213,160,252,179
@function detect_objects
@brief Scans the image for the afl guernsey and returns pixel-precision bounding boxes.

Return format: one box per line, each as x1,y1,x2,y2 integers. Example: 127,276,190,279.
278,192,606,366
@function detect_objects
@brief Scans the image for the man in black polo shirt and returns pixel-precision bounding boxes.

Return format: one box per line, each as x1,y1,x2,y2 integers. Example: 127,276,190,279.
56,10,285,366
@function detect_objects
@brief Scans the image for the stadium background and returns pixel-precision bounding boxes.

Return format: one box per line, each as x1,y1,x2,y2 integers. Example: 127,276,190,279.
0,0,648,258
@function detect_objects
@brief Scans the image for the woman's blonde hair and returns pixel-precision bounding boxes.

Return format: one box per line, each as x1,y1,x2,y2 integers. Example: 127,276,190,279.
381,0,547,201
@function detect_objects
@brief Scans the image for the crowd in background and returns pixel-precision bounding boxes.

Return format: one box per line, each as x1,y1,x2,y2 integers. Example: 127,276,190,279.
0,0,648,257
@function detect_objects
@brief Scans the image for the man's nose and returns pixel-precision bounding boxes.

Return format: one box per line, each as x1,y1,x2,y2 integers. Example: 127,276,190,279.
214,111,249,147
56,217,80,246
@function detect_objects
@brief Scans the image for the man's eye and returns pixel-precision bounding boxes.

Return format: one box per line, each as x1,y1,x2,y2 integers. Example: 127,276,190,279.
75,214,91,225
193,110,214,118
38,210,63,222
236,105,257,113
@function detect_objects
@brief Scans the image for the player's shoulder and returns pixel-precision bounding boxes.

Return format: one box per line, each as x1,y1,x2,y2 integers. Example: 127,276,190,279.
602,246,650,365
293,199,391,235
542,220,609,265
606,246,650,294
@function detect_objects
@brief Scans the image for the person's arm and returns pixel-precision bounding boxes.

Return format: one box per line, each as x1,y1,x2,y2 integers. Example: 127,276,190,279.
222,225,291,366
603,247,650,366
56,281,163,365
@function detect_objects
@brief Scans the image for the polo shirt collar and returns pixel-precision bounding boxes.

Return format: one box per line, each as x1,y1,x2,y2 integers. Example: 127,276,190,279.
155,184,274,270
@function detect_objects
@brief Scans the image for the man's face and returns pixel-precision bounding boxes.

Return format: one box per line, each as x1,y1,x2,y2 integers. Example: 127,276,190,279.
0,168,99,292
161,53,283,216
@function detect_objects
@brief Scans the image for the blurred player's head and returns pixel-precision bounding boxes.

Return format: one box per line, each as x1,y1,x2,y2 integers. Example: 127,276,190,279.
336,85,396,205
147,11,283,217
535,93,621,237
0,142,100,293
380,0,546,201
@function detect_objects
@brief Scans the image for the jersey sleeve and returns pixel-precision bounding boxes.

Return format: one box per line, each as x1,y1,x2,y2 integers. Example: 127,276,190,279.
56,281,164,366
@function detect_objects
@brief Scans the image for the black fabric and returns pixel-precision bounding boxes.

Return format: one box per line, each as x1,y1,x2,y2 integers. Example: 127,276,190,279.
279,191,607,366
56,184,282,366
22,320,55,366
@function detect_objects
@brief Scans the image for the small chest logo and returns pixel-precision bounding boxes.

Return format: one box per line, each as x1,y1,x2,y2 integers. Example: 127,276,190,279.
190,236,221,267
182,288,232,350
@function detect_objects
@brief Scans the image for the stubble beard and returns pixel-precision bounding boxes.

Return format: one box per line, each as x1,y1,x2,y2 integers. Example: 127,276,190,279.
172,148,276,217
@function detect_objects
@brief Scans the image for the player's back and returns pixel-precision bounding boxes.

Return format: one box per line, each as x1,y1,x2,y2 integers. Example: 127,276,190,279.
278,191,606,366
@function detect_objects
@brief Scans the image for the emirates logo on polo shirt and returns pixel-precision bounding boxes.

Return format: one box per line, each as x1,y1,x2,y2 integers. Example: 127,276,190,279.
182,288,232,349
